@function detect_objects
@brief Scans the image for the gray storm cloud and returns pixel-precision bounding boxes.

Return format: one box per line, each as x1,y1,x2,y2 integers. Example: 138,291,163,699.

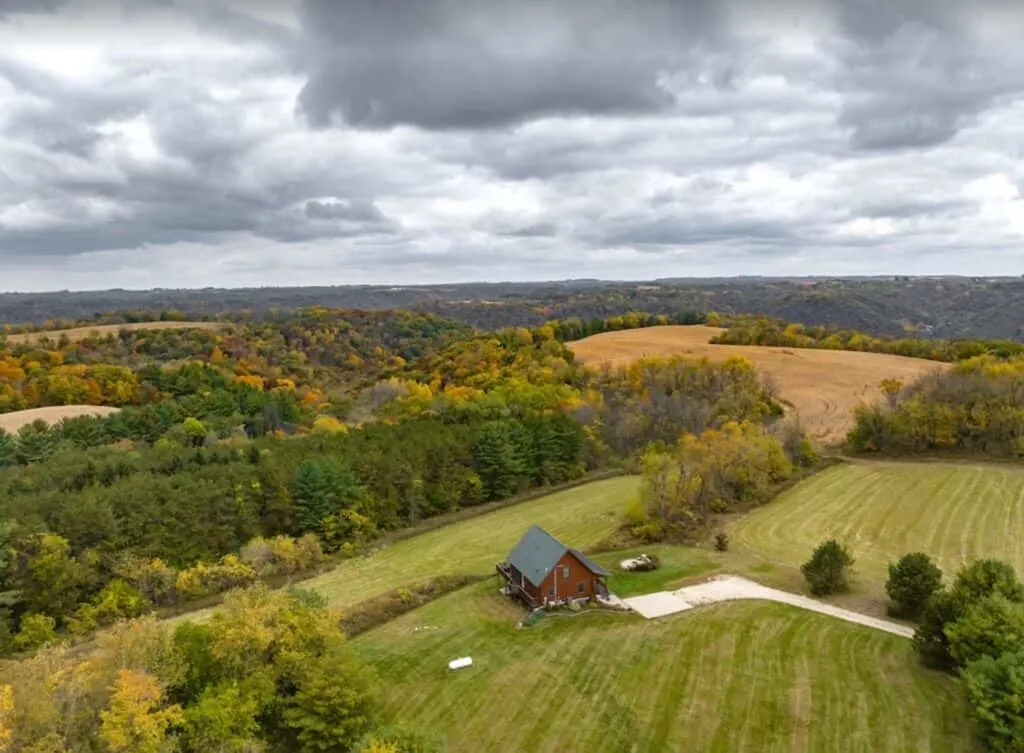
0,0,1022,289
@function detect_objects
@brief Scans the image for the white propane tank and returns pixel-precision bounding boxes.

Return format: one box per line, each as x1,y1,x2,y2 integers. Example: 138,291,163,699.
448,656,473,671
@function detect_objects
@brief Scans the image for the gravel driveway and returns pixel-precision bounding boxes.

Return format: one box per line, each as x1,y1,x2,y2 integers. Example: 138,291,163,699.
623,575,914,638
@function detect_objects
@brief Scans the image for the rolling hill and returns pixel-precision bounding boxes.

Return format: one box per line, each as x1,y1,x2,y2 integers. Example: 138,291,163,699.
569,325,949,444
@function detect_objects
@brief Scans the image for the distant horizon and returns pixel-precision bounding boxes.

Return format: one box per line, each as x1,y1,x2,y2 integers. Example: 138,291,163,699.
2,273,1024,299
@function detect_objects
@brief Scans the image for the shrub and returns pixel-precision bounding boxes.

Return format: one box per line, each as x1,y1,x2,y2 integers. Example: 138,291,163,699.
801,539,854,596
241,534,326,578
239,536,276,576
14,613,57,652
630,521,665,543
339,575,484,637
68,579,149,636
354,725,445,753
886,552,943,619
714,532,729,552
116,556,177,606
175,555,257,600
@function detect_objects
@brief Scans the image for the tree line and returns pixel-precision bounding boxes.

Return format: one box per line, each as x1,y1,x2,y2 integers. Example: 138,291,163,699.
888,553,1024,753
711,315,1024,362
848,357,1024,456
0,412,588,651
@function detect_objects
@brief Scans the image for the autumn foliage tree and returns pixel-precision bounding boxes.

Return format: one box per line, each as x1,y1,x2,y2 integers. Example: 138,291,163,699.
849,357,1024,455
0,588,391,752
99,669,184,753
637,421,793,539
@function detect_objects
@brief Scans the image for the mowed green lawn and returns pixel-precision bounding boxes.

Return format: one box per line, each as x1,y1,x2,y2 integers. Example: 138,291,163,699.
294,476,638,610
732,460,1024,584
355,582,972,753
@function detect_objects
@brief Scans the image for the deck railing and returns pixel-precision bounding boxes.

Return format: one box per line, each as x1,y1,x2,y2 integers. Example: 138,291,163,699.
496,562,541,609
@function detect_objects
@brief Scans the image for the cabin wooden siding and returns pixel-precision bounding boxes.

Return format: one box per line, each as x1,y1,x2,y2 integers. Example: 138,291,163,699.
537,551,600,601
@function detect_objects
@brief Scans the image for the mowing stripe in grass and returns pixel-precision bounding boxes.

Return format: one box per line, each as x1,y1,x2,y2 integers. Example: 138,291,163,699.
732,461,1024,585
356,582,973,752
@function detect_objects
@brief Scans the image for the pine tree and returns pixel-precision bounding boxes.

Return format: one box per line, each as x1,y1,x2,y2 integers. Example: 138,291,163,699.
0,430,14,468
293,461,334,534
473,421,530,501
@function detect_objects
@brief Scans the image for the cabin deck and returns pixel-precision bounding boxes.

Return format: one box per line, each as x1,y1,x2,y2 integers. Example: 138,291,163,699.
496,562,542,609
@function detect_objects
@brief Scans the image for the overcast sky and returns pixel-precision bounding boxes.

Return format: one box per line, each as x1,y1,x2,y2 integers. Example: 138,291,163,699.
1,0,1022,291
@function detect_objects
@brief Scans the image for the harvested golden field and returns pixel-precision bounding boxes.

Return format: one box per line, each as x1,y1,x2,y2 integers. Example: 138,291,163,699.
4,321,223,345
569,325,949,444
0,405,121,433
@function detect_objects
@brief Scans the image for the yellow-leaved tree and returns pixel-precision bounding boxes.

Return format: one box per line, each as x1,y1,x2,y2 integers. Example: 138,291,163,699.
99,669,183,753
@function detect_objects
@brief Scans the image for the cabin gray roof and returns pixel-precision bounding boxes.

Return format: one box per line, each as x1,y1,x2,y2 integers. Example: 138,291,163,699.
506,525,610,587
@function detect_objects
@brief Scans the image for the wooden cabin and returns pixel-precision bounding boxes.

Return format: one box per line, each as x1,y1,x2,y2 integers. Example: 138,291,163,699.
496,525,610,609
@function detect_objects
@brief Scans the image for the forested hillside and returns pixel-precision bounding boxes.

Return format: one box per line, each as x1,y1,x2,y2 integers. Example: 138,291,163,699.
0,309,792,654
3,277,1023,340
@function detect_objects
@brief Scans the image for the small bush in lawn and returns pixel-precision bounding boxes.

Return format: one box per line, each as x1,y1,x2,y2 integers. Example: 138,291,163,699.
714,532,729,552
801,539,854,596
886,552,943,619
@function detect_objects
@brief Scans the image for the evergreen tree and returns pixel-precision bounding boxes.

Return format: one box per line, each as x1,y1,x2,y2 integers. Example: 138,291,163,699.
293,460,334,534
15,421,58,465
473,421,530,501
0,429,15,468
293,458,369,535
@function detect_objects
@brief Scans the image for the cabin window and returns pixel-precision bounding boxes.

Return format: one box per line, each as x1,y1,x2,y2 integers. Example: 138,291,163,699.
548,586,555,596
562,566,570,579
577,582,585,593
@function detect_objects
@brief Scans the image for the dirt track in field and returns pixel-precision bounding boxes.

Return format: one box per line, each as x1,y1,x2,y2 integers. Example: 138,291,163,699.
4,321,223,345
0,405,122,434
568,325,950,444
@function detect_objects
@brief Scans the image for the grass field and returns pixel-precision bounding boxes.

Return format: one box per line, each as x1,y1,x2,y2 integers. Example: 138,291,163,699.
300,476,636,609
568,325,948,444
355,581,972,753
599,546,719,597
732,460,1024,585
4,320,223,345
174,476,638,624
0,405,122,434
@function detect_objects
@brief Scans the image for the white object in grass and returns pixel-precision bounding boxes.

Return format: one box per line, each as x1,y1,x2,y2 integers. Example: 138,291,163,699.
620,554,655,571
448,657,473,671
